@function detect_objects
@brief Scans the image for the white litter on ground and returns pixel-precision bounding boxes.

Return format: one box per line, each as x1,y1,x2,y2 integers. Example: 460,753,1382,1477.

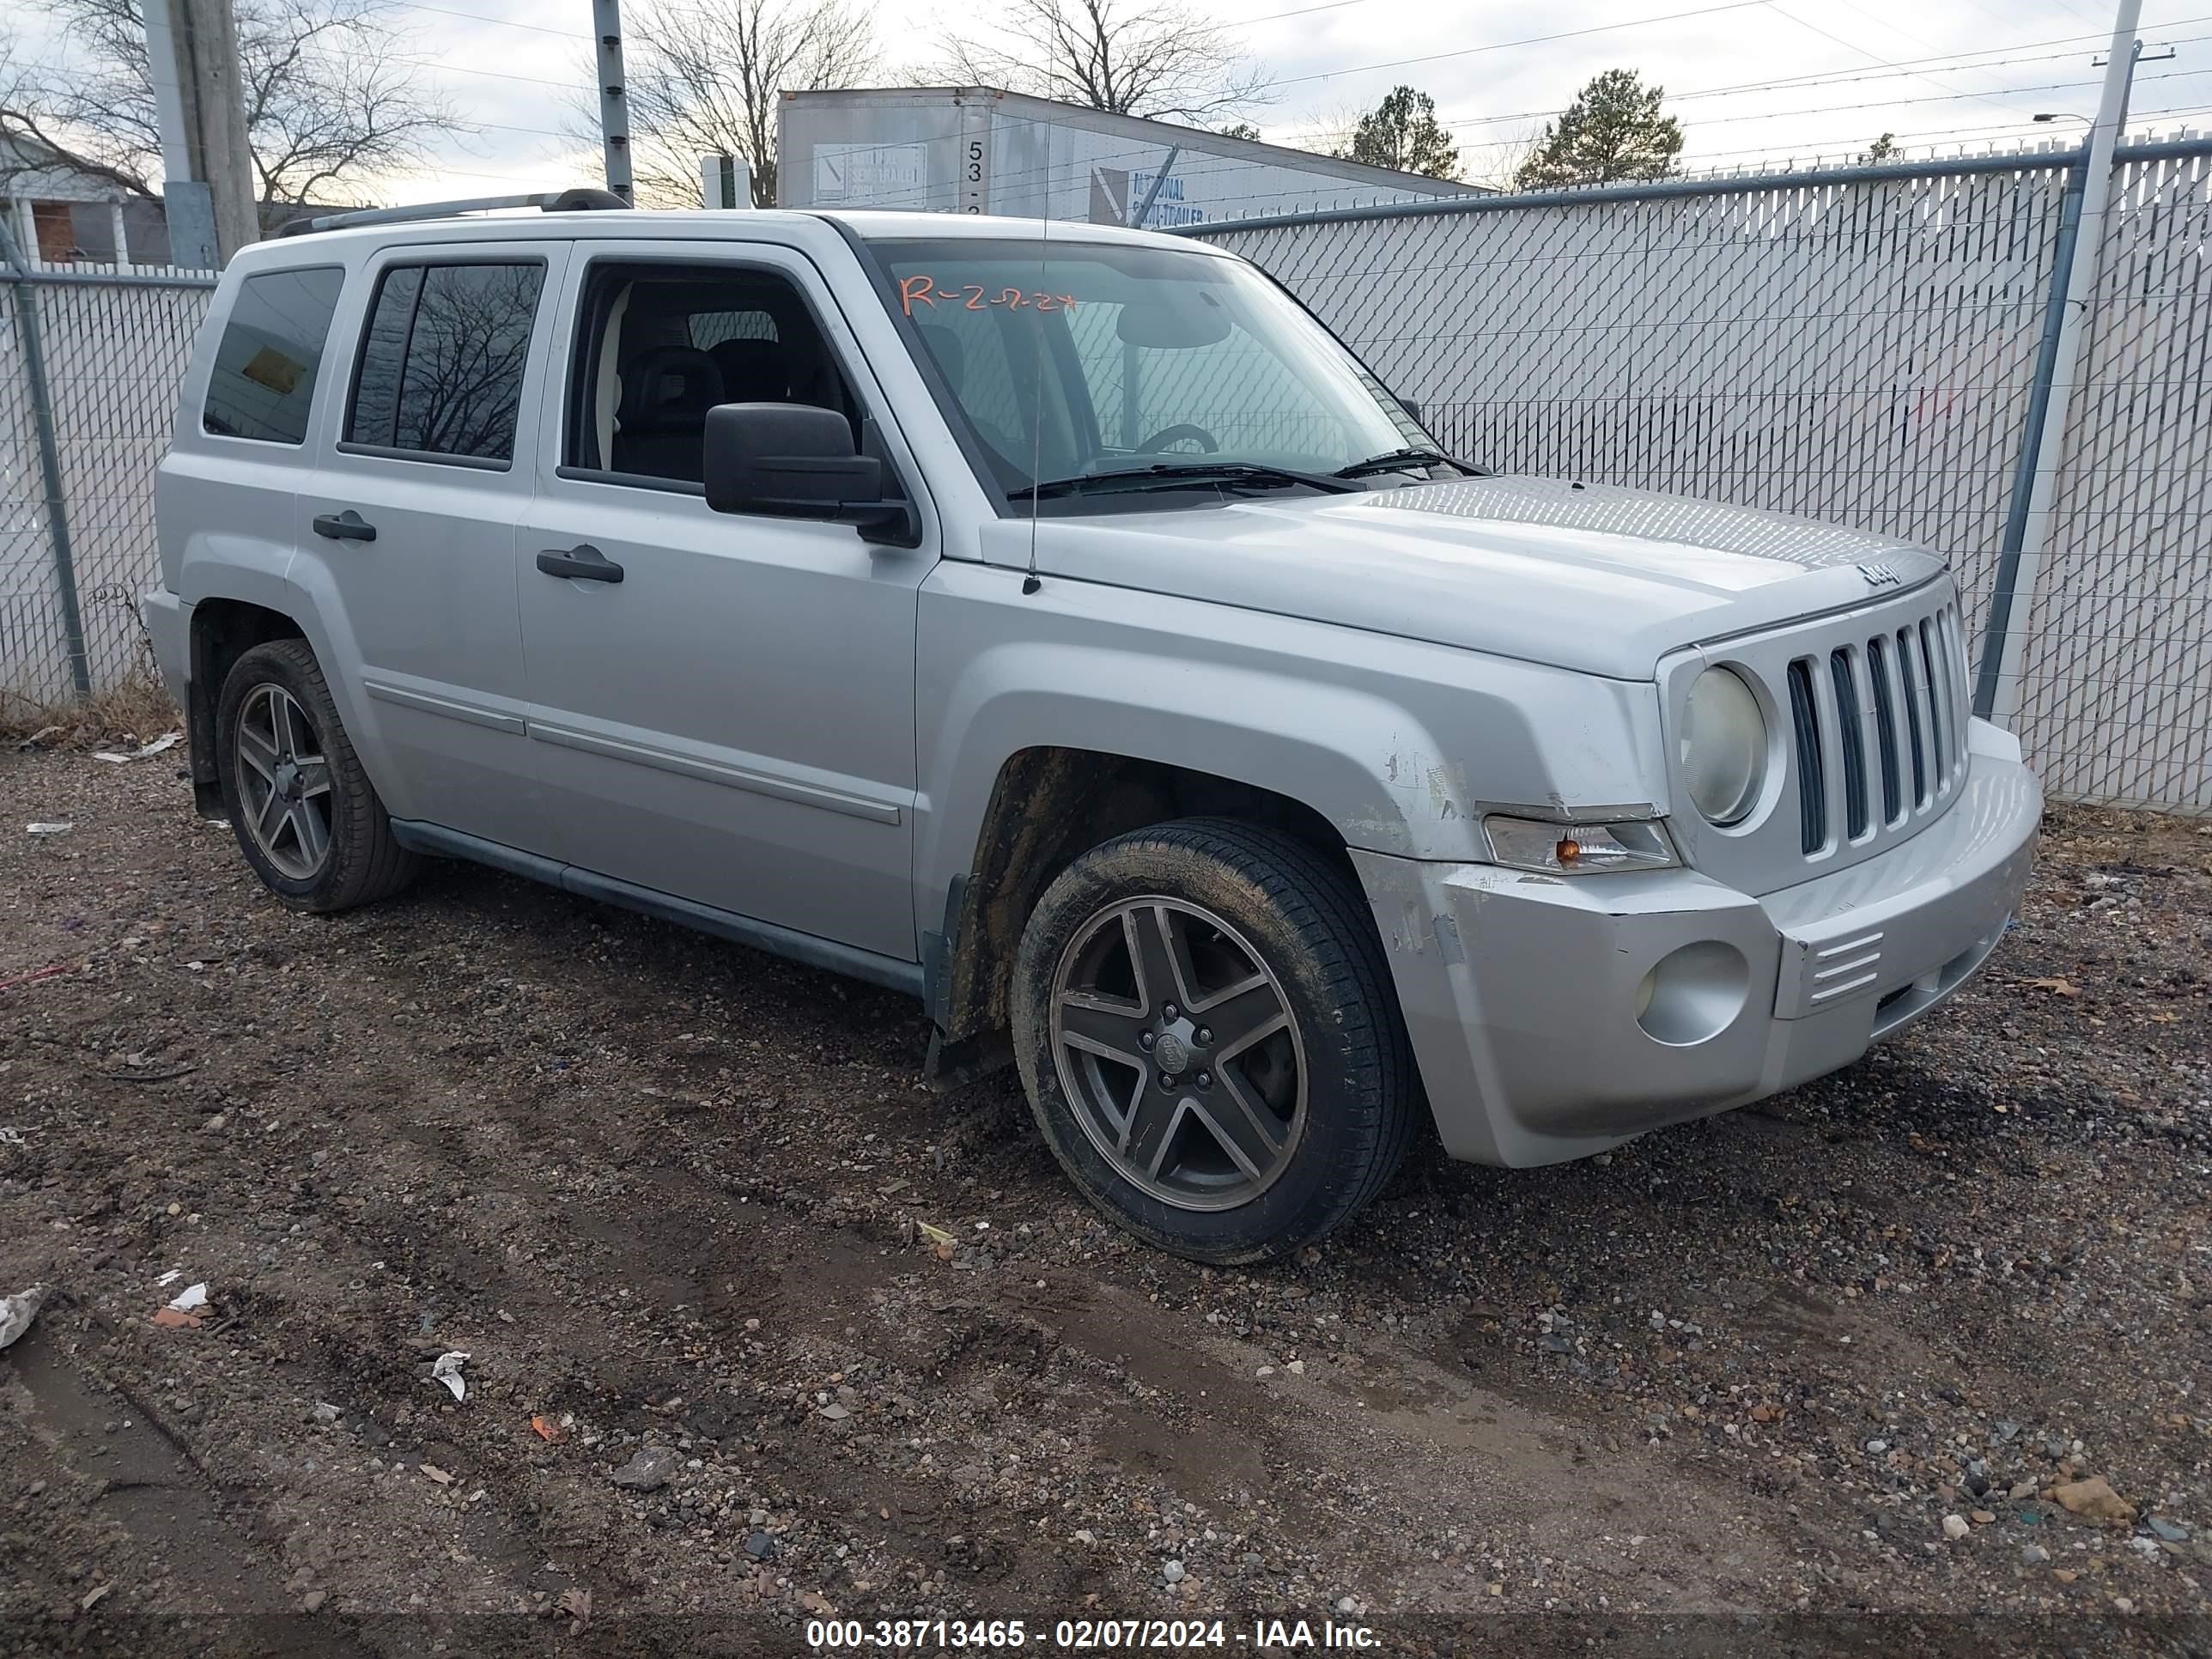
430,1350,470,1401
91,732,183,764
0,1285,47,1350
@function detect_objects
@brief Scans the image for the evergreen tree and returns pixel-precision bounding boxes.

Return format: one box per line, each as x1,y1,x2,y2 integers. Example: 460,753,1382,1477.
1341,84,1460,179
1515,69,1683,189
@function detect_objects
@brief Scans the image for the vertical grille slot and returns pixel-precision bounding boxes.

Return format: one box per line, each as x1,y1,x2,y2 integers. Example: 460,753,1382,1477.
1895,625,1928,805
1918,619,1948,789
1941,605,1970,769
1698,594,1968,882
1829,648,1869,839
1867,635,1902,823
1787,659,1826,854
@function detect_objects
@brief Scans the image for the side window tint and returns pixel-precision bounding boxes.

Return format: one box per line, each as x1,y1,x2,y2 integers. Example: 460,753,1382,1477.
688,309,777,349
347,261,544,462
564,264,859,486
348,266,422,449
201,266,344,444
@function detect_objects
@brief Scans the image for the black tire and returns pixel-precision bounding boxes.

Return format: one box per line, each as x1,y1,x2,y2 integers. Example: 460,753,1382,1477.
216,638,417,913
1010,818,1418,1265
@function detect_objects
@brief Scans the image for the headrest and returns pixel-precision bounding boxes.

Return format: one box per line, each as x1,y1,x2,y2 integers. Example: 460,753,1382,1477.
709,336,789,403
617,346,723,431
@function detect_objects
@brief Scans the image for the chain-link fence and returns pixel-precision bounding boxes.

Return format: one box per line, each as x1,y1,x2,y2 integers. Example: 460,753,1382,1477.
1190,137,2212,813
2012,143,2212,811
1,254,215,707
5,139,2210,811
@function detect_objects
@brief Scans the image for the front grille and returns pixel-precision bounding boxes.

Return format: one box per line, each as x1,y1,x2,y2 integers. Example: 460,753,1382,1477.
1784,597,1970,860
1786,659,1825,853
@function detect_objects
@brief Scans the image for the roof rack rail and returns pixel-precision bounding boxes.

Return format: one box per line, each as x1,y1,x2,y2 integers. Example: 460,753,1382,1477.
277,188,629,238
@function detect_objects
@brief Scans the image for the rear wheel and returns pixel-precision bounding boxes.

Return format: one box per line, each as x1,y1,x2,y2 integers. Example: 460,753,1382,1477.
1011,819,1417,1264
216,639,417,913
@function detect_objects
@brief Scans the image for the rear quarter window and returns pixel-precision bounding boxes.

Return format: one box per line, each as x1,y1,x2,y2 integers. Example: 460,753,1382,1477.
201,266,346,444
345,260,546,465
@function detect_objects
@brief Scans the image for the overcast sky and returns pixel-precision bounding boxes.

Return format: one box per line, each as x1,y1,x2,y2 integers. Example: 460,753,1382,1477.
349,0,2207,203
21,0,2209,202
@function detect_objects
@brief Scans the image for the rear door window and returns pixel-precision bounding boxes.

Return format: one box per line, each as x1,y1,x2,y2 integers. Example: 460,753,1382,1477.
345,260,546,465
201,266,345,444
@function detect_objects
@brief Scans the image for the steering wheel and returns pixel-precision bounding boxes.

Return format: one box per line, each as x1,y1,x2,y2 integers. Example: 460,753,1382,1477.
1137,423,1218,455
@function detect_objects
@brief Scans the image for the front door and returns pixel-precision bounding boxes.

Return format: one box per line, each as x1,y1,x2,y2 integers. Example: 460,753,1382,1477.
515,239,935,963
295,240,570,853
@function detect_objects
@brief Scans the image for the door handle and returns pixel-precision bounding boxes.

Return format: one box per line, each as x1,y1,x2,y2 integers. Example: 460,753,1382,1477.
536,544,624,584
313,509,376,543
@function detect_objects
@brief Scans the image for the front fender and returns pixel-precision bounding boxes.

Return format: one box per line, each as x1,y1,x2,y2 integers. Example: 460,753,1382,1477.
914,561,1668,951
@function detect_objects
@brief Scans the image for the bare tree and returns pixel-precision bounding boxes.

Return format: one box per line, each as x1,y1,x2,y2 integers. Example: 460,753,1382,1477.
0,0,463,214
1290,100,1366,161
927,0,1266,125
1464,122,1544,192
617,0,881,208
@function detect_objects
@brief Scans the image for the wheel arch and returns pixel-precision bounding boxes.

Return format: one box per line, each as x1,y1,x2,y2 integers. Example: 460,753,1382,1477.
927,744,1366,1059
187,598,307,817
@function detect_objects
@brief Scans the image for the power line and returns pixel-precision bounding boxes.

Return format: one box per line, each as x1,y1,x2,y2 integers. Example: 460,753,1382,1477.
387,0,590,38
1815,0,2038,104
397,56,583,89
1267,18,2211,144
1761,2,2049,122
1253,0,1776,93
1598,66,2210,131
1270,46,2094,143
1443,112,2066,156
1226,0,1370,23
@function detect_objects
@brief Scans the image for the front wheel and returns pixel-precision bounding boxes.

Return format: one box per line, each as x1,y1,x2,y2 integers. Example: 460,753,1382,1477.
1010,819,1418,1264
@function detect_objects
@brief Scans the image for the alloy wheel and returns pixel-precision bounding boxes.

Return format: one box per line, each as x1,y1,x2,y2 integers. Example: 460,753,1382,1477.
1048,896,1307,1211
234,683,335,881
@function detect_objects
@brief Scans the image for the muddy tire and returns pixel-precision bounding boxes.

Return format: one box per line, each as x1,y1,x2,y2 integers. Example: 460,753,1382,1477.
216,638,417,914
1010,818,1418,1265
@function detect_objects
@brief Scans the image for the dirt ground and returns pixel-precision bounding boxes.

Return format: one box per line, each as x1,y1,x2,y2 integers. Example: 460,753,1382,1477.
2,742,2209,1657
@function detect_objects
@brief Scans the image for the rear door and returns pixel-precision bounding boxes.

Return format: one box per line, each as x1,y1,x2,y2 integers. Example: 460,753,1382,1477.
514,236,936,962
293,240,570,853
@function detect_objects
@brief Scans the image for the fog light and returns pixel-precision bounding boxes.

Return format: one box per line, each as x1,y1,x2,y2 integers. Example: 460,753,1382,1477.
1635,941,1751,1046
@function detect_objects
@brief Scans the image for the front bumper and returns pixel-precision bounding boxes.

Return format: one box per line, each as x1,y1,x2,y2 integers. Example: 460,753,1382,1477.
1352,719,2041,1167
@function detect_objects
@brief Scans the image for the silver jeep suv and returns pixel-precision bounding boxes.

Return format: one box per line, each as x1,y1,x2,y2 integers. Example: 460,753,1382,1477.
144,198,2040,1263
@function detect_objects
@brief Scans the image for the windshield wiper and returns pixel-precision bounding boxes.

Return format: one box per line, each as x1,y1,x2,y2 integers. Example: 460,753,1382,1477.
1017,461,1361,501
1332,447,1480,480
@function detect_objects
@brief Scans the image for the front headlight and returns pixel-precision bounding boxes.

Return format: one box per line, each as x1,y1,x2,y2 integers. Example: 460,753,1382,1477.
1483,815,1679,874
1680,666,1767,825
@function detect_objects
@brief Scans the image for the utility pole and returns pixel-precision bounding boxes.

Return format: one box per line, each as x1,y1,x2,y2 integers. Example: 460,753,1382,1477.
594,0,634,204
1976,0,2143,726
141,0,259,265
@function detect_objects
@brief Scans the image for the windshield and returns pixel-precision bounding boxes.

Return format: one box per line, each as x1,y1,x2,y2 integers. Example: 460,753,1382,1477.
867,237,1434,507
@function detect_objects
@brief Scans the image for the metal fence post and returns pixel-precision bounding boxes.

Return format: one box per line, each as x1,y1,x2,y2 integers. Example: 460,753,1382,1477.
0,216,93,700
1972,159,2087,720
1972,0,2141,725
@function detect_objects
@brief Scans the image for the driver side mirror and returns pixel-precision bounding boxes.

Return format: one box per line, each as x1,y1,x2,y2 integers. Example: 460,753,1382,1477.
703,404,918,545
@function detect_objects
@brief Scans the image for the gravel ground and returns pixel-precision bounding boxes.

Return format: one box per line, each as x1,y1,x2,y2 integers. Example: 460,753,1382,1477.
1,744,2209,1656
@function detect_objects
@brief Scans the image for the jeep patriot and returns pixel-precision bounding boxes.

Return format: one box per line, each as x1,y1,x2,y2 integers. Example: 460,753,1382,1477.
144,196,2040,1262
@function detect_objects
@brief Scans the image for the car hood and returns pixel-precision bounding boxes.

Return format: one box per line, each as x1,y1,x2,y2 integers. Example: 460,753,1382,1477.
991,474,1951,680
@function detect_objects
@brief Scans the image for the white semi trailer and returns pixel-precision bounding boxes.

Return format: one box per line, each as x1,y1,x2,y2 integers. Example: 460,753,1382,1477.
775,87,1485,228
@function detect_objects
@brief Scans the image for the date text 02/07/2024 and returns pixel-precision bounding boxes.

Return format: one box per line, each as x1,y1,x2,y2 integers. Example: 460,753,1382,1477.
804,1616,1382,1650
